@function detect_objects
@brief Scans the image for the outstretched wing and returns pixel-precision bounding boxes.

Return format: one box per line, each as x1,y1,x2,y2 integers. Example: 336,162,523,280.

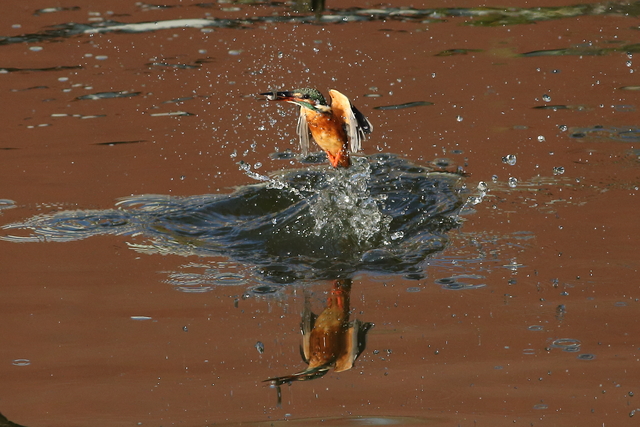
296,109,311,156
329,89,373,153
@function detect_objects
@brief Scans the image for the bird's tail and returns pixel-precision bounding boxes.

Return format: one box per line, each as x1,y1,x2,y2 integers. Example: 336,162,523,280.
263,365,330,386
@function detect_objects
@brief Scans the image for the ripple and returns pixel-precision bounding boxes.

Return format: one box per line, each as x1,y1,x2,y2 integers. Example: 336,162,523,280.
435,274,485,290
550,338,581,352
1,155,465,285
577,353,596,360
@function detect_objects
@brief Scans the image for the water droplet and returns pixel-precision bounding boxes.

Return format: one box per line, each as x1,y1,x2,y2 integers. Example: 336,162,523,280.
456,115,463,122
558,124,568,131
391,231,404,240
553,166,565,175
95,55,108,60
528,325,544,331
255,341,265,354
537,135,546,142
542,94,551,102
502,154,517,166
12,359,30,366
533,404,548,410
228,50,243,55
508,177,518,188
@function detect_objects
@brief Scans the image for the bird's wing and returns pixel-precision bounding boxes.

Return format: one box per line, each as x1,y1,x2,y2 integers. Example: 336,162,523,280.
299,294,316,364
334,319,374,372
296,109,311,156
329,89,373,154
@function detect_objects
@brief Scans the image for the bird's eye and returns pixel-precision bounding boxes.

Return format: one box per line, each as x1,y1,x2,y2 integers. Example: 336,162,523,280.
302,94,310,99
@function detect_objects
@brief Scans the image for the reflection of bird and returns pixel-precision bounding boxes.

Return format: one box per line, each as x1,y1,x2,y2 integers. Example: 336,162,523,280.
261,88,373,168
263,279,373,386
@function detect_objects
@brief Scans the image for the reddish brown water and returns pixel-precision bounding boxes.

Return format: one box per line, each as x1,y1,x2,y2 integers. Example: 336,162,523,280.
1,1,639,426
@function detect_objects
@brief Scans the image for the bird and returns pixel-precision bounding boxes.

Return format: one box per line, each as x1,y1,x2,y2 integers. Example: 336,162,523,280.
260,88,373,168
263,279,373,386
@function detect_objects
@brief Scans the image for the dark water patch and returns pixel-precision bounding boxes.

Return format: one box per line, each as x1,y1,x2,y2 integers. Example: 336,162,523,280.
1,155,466,285
2,3,639,45
533,105,589,111
569,126,640,143
76,91,141,101
374,101,433,111
521,42,640,57
0,65,82,73
435,48,482,56
11,86,49,91
94,140,145,146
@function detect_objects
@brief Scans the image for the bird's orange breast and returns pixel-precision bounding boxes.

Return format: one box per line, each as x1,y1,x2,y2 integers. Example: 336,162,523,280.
303,109,350,168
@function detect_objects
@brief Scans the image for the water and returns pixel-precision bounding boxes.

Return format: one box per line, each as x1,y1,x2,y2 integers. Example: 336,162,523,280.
1,154,465,284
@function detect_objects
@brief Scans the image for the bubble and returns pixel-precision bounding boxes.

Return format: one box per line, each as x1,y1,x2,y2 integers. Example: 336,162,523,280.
553,166,565,175
508,177,518,188
537,135,546,142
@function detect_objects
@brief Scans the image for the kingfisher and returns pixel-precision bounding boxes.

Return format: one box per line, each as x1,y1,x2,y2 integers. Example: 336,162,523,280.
260,88,373,168
263,279,373,386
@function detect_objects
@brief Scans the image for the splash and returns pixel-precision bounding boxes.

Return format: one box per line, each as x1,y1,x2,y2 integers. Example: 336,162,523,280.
1,154,466,284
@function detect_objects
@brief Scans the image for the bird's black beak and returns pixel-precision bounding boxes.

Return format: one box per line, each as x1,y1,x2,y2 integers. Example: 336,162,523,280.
260,91,295,101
